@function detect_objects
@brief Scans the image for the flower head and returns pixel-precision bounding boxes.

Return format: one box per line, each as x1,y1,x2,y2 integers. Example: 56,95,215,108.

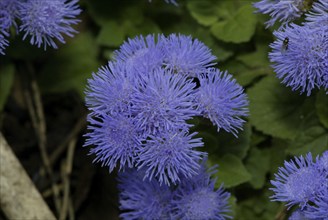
84,113,142,172
171,162,231,220
303,187,328,219
270,153,327,209
305,0,328,27
269,23,328,96
253,0,313,28
196,68,248,136
0,0,19,32
117,168,172,220
85,61,135,115
162,34,216,77
113,35,165,73
288,209,308,220
137,130,205,185
19,0,81,49
131,68,198,135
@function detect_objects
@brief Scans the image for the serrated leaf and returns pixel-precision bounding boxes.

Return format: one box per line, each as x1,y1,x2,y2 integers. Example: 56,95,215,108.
210,154,251,188
187,0,219,26
316,90,328,129
245,147,270,189
248,75,314,140
210,4,257,43
38,32,99,97
97,21,125,47
0,63,15,112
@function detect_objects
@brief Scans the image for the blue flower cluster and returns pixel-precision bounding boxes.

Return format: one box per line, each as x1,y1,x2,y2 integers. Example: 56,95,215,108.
270,151,328,219
118,160,231,220
85,34,248,186
0,0,81,55
254,0,328,96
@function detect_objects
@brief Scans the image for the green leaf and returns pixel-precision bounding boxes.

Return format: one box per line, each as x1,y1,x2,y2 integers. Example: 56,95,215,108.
248,75,314,140
245,147,270,189
38,32,99,97
210,4,257,43
210,154,251,188
286,114,328,156
316,90,328,129
97,21,125,47
214,123,251,159
187,0,219,26
0,63,15,112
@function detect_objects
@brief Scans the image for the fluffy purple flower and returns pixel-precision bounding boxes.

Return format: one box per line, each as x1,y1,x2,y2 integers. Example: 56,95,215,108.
113,35,165,73
85,61,135,115
305,0,328,26
171,162,231,220
162,34,216,77
137,130,205,185
84,113,142,172
269,23,328,96
253,0,312,27
270,153,327,209
288,209,308,220
117,168,172,220
196,68,248,136
19,0,81,49
304,187,328,219
0,0,19,32
131,68,198,135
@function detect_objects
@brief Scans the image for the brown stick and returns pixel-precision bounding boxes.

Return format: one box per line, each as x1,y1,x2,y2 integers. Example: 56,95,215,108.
0,133,56,220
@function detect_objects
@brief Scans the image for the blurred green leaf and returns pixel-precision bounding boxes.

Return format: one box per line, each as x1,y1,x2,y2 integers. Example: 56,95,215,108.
248,75,314,140
38,32,99,97
215,123,251,159
211,154,251,188
286,113,328,156
210,4,257,43
316,90,328,129
245,147,270,189
0,63,15,112
97,21,125,47
187,0,219,26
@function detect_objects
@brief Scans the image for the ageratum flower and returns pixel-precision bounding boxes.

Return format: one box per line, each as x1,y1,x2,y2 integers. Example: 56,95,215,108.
85,61,135,115
288,209,307,220
113,35,165,73
253,0,313,28
137,130,205,185
0,0,20,54
19,0,81,49
196,68,248,136
0,0,19,31
131,68,198,135
270,153,327,209
117,168,172,220
171,162,231,220
148,0,178,6
162,34,216,77
84,113,142,172
269,23,328,96
304,187,328,219
305,0,328,26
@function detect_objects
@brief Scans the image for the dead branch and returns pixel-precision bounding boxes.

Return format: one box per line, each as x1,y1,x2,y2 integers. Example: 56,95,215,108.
0,133,56,220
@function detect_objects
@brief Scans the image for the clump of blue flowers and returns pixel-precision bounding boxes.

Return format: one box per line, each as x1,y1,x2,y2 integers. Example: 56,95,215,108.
270,151,328,219
85,34,248,186
253,0,328,95
118,160,231,220
0,0,81,55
